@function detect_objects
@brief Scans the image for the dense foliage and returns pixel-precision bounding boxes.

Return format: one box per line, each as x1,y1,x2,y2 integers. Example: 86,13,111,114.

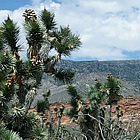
0,8,81,139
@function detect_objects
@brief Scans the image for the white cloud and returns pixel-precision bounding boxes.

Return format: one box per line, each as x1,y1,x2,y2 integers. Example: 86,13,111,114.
32,0,42,5
0,10,12,23
1,0,140,60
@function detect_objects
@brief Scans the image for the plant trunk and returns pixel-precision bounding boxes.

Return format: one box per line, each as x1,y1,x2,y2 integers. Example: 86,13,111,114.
109,104,112,128
47,108,53,138
56,115,61,137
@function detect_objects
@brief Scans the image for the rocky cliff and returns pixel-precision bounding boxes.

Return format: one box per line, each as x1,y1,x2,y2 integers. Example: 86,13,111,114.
34,60,140,105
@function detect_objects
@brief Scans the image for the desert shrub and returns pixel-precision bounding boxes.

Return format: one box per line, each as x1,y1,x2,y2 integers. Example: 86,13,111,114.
66,74,140,140
0,126,22,140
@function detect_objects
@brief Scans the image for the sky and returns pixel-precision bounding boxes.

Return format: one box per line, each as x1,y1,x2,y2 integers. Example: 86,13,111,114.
1,0,140,61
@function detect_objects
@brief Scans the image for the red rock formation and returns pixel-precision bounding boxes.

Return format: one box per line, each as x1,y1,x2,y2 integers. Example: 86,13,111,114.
29,96,140,125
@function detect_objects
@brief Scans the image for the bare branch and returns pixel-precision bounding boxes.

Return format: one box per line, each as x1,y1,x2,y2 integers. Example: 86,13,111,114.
125,112,135,136
99,122,105,140
81,133,88,140
133,133,140,140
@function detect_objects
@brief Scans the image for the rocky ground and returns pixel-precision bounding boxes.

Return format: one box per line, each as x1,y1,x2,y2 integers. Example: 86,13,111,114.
30,96,140,126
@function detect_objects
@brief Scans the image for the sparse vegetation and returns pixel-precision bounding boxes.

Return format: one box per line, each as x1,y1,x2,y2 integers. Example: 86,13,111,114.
66,74,139,140
0,8,139,140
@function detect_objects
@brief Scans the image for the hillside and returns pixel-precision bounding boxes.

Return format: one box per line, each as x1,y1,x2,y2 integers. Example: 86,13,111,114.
34,60,140,105
30,96,140,125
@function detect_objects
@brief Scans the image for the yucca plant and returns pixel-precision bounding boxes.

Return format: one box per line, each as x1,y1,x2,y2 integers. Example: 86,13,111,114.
40,8,56,33
51,26,81,56
66,85,83,118
32,126,47,140
0,126,22,140
24,20,44,59
67,74,122,139
0,8,81,139
2,16,21,54
37,100,46,114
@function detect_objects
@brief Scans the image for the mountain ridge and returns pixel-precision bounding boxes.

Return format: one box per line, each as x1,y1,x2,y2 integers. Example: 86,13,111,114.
33,59,140,105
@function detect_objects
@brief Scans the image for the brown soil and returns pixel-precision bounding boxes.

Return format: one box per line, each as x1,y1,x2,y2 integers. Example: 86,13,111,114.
29,96,140,125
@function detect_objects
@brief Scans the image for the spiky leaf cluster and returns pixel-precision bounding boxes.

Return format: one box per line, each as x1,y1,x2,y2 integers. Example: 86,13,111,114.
40,8,56,32
2,16,21,53
104,74,121,95
37,100,46,114
36,90,51,113
103,74,122,104
0,126,22,140
0,51,16,119
55,69,74,84
88,74,122,107
52,26,81,56
0,51,15,78
25,21,44,59
7,112,41,138
66,85,82,117
88,80,103,108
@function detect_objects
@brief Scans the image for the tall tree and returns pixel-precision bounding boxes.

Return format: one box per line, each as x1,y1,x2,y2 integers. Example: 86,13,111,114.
0,8,81,139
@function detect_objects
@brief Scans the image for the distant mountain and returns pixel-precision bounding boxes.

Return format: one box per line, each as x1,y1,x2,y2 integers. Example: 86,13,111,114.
33,60,140,105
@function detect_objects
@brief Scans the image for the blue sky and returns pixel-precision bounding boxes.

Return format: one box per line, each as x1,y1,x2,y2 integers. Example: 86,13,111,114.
0,0,32,11
1,0,140,61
